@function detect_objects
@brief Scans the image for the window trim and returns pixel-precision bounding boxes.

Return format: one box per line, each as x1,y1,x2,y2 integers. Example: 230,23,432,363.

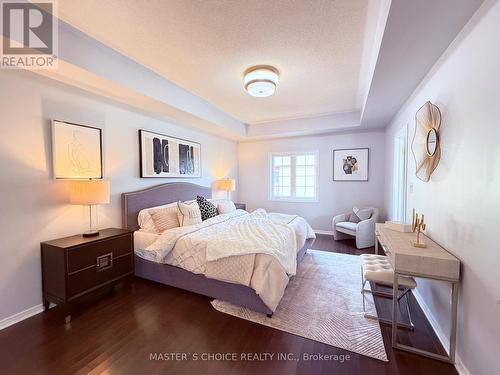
268,150,319,203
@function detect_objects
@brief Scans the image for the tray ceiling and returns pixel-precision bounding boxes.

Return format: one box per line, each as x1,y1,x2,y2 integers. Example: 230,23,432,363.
59,0,382,124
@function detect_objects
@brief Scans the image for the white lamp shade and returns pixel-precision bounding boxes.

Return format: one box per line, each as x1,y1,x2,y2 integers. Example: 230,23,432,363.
215,178,236,192
70,180,110,205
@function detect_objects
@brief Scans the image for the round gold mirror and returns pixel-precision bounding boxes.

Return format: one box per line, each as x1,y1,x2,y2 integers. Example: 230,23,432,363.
411,101,442,182
426,128,438,156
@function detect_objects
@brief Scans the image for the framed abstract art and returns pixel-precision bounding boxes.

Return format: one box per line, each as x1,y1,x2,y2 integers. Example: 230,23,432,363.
333,148,369,181
52,120,103,179
139,130,201,178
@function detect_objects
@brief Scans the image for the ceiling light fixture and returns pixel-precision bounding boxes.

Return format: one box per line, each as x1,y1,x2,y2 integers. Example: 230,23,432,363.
244,66,279,97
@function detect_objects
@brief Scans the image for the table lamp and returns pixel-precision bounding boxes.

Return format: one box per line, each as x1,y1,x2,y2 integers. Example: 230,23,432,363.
70,179,110,237
215,178,236,200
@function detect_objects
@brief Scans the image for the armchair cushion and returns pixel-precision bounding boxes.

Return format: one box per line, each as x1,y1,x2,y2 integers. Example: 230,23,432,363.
336,221,358,232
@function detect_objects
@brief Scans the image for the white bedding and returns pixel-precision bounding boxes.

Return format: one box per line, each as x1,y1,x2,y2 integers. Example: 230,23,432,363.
134,209,315,311
134,231,160,260
135,209,314,273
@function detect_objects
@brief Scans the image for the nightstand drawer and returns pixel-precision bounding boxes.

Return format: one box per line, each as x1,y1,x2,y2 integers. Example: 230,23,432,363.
67,235,132,273
67,253,133,299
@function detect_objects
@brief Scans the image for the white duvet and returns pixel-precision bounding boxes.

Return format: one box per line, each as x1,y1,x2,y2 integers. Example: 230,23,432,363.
143,209,312,276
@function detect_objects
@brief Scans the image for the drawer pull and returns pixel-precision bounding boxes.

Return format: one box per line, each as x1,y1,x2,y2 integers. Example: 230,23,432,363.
96,253,113,272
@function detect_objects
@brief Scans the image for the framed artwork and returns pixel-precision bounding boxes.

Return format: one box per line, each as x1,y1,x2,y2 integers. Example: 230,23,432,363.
333,148,369,181
52,120,103,179
139,130,201,178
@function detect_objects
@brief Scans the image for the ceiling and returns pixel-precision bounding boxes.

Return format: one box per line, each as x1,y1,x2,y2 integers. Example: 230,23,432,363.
25,0,485,140
58,0,382,124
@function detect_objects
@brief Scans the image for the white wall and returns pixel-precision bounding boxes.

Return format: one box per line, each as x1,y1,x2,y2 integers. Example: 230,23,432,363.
239,130,386,231
0,70,238,323
384,1,500,374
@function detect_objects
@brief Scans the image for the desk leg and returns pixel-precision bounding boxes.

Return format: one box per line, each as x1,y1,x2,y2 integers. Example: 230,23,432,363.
391,272,399,347
392,276,458,363
449,282,459,363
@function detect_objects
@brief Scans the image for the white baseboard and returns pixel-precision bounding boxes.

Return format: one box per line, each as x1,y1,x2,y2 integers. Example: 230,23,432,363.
0,304,44,330
454,358,470,375
413,290,469,375
314,229,334,236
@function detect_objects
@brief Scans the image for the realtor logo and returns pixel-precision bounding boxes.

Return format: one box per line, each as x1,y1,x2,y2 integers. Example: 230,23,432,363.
1,0,58,69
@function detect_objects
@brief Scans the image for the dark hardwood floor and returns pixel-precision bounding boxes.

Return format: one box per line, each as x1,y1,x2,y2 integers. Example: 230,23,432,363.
0,234,457,375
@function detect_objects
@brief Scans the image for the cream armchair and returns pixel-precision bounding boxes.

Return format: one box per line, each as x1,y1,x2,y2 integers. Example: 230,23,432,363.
332,207,379,249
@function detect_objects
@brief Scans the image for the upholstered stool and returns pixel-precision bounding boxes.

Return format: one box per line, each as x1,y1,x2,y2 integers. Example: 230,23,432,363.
360,254,417,329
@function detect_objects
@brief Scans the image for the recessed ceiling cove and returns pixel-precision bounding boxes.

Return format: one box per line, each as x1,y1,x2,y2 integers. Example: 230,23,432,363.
58,0,382,124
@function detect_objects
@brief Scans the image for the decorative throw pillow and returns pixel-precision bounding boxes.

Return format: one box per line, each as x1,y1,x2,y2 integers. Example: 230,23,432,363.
149,205,180,233
138,202,178,233
177,201,202,227
349,207,373,223
196,195,218,220
348,208,361,223
217,200,236,214
138,210,159,233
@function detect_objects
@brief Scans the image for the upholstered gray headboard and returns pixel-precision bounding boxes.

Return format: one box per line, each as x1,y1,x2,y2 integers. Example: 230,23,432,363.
122,182,212,230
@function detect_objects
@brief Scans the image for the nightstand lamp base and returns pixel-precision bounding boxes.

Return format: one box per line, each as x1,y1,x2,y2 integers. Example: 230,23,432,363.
83,231,100,238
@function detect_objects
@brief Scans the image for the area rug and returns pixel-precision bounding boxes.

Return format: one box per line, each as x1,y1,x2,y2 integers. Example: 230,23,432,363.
211,250,388,361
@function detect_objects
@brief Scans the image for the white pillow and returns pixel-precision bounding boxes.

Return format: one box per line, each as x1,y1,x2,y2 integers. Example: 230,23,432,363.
149,205,180,233
177,201,202,227
138,202,177,233
217,200,236,214
354,207,373,221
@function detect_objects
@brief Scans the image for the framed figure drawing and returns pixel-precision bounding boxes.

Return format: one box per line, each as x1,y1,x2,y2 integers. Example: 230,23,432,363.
139,130,201,178
52,120,103,179
333,148,369,181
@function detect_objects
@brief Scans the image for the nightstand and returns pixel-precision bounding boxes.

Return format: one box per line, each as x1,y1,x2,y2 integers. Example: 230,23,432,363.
234,203,246,210
41,228,134,323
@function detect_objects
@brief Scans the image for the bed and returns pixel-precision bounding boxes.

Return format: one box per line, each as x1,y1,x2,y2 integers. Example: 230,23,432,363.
122,182,315,316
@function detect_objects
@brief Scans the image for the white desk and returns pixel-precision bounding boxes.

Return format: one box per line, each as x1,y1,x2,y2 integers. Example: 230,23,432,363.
375,223,461,363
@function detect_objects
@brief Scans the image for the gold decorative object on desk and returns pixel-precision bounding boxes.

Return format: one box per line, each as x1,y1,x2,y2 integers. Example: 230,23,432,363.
411,208,427,248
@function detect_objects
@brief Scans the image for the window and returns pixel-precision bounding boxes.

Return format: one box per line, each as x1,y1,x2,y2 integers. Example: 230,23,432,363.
270,151,318,202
